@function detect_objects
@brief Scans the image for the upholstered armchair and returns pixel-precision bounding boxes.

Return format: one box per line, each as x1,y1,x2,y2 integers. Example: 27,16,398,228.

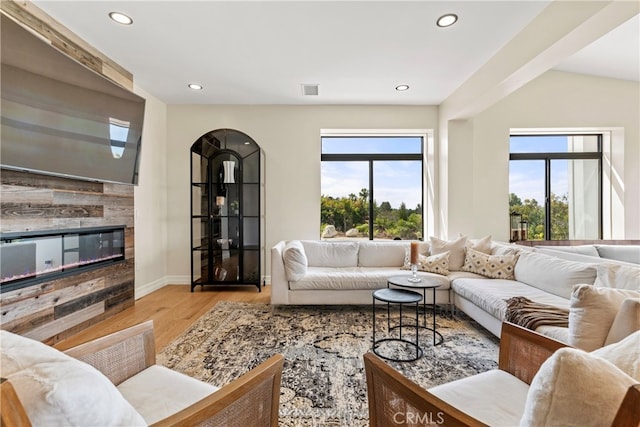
1,321,284,427
364,322,640,427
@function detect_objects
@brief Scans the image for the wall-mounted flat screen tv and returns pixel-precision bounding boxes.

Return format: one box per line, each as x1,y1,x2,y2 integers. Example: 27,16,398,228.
1,13,145,185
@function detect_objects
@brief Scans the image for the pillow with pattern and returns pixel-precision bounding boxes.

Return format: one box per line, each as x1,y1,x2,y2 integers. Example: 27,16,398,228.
461,247,519,279
418,251,450,275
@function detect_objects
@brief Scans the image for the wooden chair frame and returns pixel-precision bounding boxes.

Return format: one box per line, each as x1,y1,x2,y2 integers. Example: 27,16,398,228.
364,322,640,427
1,321,284,427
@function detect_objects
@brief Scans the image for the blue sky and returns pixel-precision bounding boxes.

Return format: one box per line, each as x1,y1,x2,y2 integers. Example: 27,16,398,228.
321,137,422,209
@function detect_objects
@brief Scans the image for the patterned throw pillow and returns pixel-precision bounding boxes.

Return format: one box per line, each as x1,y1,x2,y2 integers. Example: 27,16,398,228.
461,248,518,279
418,251,450,275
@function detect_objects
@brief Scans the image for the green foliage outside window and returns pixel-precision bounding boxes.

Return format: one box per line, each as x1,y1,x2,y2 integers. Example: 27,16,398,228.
509,192,569,240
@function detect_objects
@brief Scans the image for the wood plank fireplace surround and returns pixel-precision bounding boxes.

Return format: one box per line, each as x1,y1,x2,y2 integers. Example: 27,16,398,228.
0,1,138,344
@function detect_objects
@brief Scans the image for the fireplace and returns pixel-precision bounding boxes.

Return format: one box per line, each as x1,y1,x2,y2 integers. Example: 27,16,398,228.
0,226,125,293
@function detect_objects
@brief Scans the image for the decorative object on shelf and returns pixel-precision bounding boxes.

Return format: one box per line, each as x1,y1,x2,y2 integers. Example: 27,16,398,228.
223,160,235,184
408,241,422,283
510,212,528,242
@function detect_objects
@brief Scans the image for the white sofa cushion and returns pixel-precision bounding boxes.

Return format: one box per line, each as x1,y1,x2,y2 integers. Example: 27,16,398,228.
452,278,569,321
0,330,146,427
301,241,359,268
466,234,493,254
461,248,518,279
430,235,467,271
118,364,218,425
520,347,636,427
568,284,640,351
592,330,640,381
595,244,640,264
594,262,640,290
429,369,529,427
604,298,640,346
283,240,308,281
514,252,597,299
536,245,600,257
358,241,410,267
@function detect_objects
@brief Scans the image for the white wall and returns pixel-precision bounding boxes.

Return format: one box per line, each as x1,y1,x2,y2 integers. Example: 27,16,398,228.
165,105,438,281
446,70,640,241
133,86,169,297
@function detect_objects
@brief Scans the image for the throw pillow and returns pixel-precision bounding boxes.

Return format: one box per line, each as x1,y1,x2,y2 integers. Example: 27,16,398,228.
594,262,640,290
464,234,493,254
417,251,450,275
604,298,640,346
0,330,146,427
568,284,640,351
519,347,636,427
591,330,640,381
461,248,518,279
430,235,467,271
283,240,308,281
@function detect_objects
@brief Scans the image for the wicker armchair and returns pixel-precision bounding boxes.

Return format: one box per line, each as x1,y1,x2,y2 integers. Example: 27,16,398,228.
1,321,284,427
364,322,640,427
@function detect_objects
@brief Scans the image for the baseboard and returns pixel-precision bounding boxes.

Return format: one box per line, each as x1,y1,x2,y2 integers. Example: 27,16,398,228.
135,275,190,299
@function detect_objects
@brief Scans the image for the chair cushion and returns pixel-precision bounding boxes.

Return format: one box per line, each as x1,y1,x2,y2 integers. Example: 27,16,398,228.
429,369,529,426
283,240,308,281
568,284,640,351
520,347,636,427
591,330,640,381
117,364,218,425
0,330,146,427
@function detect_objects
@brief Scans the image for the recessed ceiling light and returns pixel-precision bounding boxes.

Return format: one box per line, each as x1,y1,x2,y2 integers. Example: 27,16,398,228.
395,85,410,91
109,12,133,25
436,13,458,28
188,83,203,90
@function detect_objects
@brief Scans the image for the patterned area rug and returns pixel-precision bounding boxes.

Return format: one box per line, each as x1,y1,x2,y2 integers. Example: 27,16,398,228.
157,302,499,426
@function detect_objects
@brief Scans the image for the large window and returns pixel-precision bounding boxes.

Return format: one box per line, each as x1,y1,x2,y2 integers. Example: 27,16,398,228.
321,135,424,240
509,134,602,240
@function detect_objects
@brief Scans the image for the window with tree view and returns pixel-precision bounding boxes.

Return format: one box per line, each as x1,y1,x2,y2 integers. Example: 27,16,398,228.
509,134,602,240
321,135,423,240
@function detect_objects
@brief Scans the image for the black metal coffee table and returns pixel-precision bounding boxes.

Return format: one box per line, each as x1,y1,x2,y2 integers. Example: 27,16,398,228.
372,288,423,362
387,275,445,346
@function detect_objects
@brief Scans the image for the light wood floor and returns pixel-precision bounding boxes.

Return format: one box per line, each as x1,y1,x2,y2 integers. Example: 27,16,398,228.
55,284,270,352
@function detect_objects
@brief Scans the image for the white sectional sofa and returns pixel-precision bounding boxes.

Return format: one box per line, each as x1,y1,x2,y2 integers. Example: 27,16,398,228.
271,237,640,347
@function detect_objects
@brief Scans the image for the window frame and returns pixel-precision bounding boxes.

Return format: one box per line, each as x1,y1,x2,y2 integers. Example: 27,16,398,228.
321,133,425,240
509,133,603,240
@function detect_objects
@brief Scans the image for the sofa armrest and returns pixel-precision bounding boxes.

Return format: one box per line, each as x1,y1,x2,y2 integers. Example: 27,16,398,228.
270,241,290,304
62,320,156,386
498,322,568,384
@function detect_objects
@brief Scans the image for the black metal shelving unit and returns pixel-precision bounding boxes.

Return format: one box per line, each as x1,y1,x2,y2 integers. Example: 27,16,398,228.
190,129,264,292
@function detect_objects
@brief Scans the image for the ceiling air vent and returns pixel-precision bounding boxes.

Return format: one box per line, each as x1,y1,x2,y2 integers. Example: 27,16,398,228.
301,84,319,96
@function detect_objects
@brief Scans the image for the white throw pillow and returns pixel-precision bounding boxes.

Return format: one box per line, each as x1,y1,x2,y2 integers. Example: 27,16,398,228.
465,234,493,254
282,240,308,281
591,330,640,382
0,330,146,427
461,248,518,279
568,284,640,351
603,298,640,346
594,262,640,290
514,252,597,299
430,235,467,271
519,347,636,427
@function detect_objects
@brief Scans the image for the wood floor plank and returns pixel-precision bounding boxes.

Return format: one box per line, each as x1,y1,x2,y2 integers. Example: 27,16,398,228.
55,285,270,351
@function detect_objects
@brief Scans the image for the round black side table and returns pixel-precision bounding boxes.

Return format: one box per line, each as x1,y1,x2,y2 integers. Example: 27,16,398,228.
372,288,423,362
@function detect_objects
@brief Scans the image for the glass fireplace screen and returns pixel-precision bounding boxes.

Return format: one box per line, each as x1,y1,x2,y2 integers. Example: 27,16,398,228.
0,226,125,292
